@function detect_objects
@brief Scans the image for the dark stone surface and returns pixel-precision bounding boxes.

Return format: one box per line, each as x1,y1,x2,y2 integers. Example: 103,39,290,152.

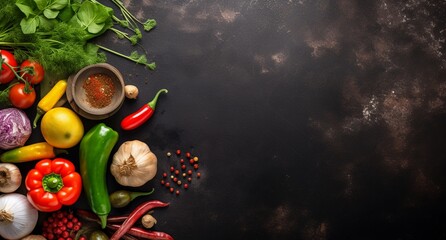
10,0,446,239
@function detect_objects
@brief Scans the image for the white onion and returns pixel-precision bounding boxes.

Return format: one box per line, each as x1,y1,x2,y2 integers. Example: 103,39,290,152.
0,193,38,240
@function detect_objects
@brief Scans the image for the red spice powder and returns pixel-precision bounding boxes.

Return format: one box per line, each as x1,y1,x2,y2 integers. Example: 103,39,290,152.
83,73,116,108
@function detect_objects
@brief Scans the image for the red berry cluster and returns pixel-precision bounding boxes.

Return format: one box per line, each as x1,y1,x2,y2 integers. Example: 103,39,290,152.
42,209,82,240
161,149,202,196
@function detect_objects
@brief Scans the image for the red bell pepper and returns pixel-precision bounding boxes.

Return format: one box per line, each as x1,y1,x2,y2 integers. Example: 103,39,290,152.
25,158,82,212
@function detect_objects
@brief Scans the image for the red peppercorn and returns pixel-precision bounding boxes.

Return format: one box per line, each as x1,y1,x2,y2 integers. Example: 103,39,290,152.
189,159,194,164
161,179,165,185
181,164,186,170
67,222,74,229
180,158,185,164
174,169,180,175
193,163,199,170
173,177,178,182
186,152,191,158
187,169,193,175
162,172,167,178
170,187,174,193
165,182,170,187
176,190,180,195
187,177,192,182
184,183,189,189
197,172,201,178
170,166,174,172
176,149,181,155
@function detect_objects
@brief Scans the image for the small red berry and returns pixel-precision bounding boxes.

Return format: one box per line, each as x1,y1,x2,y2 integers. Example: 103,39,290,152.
186,152,191,158
197,172,201,178
193,163,199,170
184,183,189,189
176,149,181,155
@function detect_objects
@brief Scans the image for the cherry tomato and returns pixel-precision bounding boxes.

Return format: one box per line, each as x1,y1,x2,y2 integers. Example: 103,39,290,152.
9,83,36,109
20,59,45,84
0,50,18,84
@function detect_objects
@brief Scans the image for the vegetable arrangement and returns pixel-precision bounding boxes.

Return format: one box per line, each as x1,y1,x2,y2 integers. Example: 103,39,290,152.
0,1,190,239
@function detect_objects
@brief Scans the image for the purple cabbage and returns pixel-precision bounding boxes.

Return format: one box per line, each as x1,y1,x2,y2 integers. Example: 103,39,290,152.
0,108,32,150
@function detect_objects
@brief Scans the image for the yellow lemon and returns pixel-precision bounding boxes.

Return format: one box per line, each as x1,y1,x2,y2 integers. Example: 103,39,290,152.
41,107,84,148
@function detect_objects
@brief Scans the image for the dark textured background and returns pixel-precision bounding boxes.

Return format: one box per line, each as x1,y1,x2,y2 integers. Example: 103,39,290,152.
12,0,446,239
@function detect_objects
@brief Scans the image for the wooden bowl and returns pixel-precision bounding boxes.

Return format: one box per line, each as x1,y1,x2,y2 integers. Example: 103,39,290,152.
67,63,125,120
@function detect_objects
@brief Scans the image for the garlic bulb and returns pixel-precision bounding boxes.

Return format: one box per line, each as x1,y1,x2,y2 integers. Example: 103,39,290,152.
0,163,22,193
110,140,157,187
0,193,38,240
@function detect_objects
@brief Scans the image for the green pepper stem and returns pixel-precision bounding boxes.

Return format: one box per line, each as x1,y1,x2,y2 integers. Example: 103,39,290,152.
42,173,64,193
32,108,45,128
98,214,108,229
129,188,155,201
148,89,168,109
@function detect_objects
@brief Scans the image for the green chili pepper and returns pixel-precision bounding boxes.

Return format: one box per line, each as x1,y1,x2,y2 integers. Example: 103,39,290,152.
79,123,118,229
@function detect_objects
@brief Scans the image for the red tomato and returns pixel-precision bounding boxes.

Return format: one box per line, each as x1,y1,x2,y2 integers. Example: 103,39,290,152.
0,50,18,84
9,83,36,109
20,59,45,84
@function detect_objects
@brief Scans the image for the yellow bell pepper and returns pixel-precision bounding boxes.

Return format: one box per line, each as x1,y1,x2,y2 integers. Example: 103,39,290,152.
33,79,67,128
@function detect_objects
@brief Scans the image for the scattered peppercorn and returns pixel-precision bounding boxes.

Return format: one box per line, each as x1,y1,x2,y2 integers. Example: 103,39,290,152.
161,149,203,196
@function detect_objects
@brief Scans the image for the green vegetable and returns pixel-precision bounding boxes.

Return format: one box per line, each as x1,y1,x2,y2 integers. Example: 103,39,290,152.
89,230,109,240
0,0,157,90
109,189,155,208
79,123,119,229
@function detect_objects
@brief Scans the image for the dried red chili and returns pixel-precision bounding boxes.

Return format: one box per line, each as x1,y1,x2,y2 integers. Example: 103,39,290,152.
83,73,116,108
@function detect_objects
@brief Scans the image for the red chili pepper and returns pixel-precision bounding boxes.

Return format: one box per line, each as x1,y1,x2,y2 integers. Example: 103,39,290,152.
25,158,82,212
121,89,168,130
108,224,174,240
110,200,170,240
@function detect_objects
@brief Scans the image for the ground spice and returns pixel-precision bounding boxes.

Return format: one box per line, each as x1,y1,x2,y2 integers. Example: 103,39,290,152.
83,73,116,108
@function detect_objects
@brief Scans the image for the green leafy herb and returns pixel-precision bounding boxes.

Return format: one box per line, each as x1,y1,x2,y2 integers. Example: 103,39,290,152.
1,0,157,92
